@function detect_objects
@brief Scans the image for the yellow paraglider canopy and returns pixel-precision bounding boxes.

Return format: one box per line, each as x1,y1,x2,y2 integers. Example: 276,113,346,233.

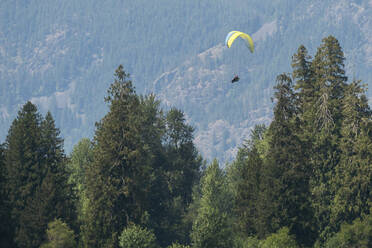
225,31,254,53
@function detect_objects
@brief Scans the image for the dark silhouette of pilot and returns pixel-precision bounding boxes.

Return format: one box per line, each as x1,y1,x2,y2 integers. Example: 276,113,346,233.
231,75,240,83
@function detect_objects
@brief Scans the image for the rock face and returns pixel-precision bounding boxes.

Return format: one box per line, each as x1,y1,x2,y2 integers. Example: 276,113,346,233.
0,0,371,162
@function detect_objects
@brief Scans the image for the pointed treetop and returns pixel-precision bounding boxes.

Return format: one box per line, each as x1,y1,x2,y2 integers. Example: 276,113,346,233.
105,65,135,104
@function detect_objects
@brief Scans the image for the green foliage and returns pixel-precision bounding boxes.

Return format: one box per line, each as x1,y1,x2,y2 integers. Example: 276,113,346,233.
191,160,234,248
118,224,158,248
5,102,44,247
166,243,190,248
159,108,202,244
228,125,266,237
83,65,201,247
0,144,14,247
258,73,316,246
1,35,371,248
68,138,93,194
67,137,93,235
259,227,298,248
230,36,371,246
243,237,260,248
330,80,372,231
233,236,260,248
4,102,74,248
324,214,372,248
39,111,77,231
40,219,76,248
291,36,354,244
83,65,148,247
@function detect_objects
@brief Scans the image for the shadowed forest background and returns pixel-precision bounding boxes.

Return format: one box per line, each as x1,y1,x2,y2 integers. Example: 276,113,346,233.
1,36,371,248
1,0,371,163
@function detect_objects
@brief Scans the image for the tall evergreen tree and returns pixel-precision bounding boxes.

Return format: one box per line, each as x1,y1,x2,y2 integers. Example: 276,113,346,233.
258,74,316,246
164,108,201,205
5,102,73,248
160,108,202,245
331,80,372,230
5,101,44,247
311,36,347,131
0,144,14,247
38,112,76,231
230,125,266,237
292,45,313,106
83,65,166,247
292,45,315,137
309,36,348,243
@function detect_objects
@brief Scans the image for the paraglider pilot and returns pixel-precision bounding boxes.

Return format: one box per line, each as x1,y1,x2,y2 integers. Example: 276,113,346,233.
231,75,240,83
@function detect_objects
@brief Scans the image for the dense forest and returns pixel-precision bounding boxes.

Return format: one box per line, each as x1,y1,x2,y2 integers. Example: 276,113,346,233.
1,36,371,248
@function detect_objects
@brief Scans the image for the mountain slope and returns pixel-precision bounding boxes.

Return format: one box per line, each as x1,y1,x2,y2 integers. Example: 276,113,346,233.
151,0,372,162
0,0,371,162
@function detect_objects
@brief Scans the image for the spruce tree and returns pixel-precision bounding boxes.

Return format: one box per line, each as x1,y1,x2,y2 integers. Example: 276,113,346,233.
258,74,316,246
5,101,44,247
160,108,202,245
5,103,73,247
83,65,166,247
164,108,200,205
292,45,316,140
309,36,348,243
231,125,266,237
0,144,14,247
331,80,372,231
39,112,76,231
292,45,313,105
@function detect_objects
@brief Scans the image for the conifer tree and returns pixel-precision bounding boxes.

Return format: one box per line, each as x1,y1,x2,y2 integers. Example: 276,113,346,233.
191,160,234,248
258,74,316,246
164,108,201,205
83,65,166,247
5,102,73,248
39,112,76,231
292,45,313,106
5,102,44,247
257,75,297,238
311,36,347,131
231,125,266,237
309,36,348,243
331,80,372,231
160,108,202,245
292,45,316,139
0,144,14,247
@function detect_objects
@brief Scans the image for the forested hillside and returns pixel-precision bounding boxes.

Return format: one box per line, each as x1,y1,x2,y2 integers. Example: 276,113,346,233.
1,36,371,247
151,0,372,161
1,0,371,161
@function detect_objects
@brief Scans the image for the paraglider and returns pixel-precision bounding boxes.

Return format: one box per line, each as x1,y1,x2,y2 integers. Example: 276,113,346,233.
225,31,254,83
225,31,254,53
